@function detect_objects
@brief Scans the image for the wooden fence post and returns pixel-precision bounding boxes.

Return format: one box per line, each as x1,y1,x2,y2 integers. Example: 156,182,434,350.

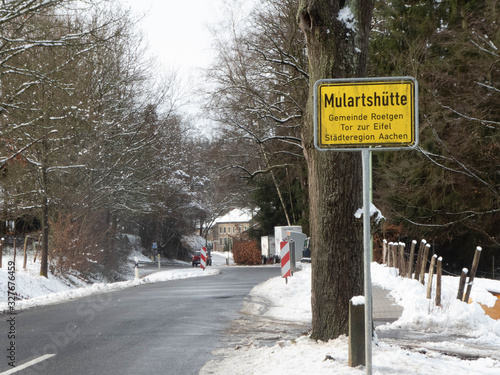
388,242,394,267
13,238,16,265
407,240,417,278
398,242,406,277
382,239,387,265
348,297,365,367
393,242,398,270
426,254,438,299
23,236,29,270
435,257,442,307
393,242,398,271
463,247,482,303
386,242,391,267
34,234,42,262
457,268,468,300
419,243,431,285
414,240,426,281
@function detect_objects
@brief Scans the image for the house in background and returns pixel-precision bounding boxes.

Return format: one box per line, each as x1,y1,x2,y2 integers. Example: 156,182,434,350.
206,208,256,251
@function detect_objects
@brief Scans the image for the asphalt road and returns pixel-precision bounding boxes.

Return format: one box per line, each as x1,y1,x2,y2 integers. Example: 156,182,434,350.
1,266,281,375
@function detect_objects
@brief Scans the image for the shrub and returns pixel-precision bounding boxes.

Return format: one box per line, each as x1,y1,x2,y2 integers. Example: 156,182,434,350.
233,239,261,265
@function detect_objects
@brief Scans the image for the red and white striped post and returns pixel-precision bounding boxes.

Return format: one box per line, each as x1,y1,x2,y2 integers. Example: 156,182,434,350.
280,241,291,282
200,247,207,271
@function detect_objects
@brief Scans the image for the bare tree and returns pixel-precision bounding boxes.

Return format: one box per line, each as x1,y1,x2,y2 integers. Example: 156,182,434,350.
206,0,308,229
0,1,184,277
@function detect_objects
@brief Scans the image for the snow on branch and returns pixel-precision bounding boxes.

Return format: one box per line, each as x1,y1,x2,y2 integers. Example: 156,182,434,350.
474,81,500,94
0,1,64,26
470,38,498,57
246,43,309,80
439,102,499,129
46,165,87,173
229,119,302,147
394,208,500,228
0,130,57,171
222,163,295,180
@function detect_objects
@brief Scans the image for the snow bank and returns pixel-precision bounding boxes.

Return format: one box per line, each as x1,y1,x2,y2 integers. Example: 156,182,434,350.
202,262,500,374
0,254,220,313
250,264,311,323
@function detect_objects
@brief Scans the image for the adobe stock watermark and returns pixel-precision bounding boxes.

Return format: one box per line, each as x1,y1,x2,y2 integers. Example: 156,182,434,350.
6,290,113,373
6,260,17,369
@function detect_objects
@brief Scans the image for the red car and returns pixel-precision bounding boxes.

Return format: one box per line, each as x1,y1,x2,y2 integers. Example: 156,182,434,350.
192,251,211,266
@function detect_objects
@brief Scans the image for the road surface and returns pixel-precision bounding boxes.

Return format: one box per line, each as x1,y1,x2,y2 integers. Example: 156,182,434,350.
1,265,280,375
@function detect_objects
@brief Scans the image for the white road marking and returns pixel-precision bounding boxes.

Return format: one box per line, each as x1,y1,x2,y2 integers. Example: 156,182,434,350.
0,354,55,374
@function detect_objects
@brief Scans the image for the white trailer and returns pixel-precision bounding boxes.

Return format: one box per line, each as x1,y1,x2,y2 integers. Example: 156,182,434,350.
261,235,276,263
274,226,302,254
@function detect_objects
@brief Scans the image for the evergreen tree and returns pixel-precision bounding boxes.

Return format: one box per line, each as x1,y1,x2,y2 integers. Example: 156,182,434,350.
370,0,500,270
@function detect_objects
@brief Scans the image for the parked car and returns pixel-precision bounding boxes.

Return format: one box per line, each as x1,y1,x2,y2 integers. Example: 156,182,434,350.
192,250,212,266
192,251,200,266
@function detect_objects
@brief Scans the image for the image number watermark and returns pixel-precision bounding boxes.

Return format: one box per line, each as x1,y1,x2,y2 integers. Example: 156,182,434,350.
2,263,114,373
6,260,16,368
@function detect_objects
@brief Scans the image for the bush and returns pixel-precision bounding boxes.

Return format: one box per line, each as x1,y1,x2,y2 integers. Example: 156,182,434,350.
50,211,125,280
233,239,261,265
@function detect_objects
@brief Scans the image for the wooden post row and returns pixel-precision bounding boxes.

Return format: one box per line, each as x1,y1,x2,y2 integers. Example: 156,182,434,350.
414,240,426,282
407,240,417,278
34,234,42,262
398,242,406,277
389,242,395,268
387,242,393,267
457,268,468,300
463,247,482,303
435,257,442,307
426,254,438,299
23,236,28,270
382,239,387,265
419,244,431,285
13,238,16,265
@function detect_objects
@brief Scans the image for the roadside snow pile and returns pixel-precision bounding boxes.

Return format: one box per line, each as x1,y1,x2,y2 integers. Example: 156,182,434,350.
250,264,311,323
0,252,220,313
201,262,500,375
372,264,500,338
372,264,500,349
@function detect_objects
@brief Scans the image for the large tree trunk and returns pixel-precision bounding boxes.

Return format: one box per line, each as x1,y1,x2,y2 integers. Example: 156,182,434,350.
298,0,374,340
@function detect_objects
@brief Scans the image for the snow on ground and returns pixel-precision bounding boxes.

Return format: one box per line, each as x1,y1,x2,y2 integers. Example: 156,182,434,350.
1,245,500,374
201,263,500,374
0,250,222,313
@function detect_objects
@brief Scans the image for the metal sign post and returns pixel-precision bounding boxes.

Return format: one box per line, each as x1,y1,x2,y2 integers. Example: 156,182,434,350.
362,148,373,374
313,77,418,375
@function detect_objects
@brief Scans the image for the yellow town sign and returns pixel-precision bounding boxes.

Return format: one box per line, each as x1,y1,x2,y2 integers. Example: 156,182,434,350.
314,77,418,151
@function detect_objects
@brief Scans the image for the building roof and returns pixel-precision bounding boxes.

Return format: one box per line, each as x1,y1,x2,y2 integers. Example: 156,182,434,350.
214,208,255,224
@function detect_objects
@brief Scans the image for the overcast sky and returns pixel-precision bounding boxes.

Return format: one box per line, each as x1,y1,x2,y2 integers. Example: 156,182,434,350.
118,0,258,135
121,0,225,81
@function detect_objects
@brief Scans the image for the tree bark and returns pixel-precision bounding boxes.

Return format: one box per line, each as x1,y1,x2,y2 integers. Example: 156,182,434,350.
297,0,374,340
